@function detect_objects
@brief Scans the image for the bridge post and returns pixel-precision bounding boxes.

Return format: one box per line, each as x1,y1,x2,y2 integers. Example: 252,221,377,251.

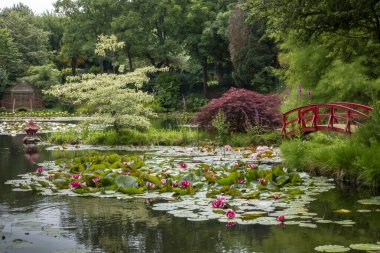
346,110,351,133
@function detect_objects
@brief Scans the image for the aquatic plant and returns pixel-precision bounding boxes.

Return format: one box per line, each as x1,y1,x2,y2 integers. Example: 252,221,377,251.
226,210,236,219
276,215,285,223
6,146,338,227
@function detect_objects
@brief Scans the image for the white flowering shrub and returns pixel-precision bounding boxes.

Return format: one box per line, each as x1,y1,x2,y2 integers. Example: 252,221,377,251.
46,66,167,130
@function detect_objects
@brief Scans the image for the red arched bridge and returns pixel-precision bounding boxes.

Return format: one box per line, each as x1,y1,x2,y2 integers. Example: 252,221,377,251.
281,102,373,136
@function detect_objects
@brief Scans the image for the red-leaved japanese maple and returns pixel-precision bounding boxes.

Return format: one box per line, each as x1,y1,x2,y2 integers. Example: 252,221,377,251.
193,87,281,132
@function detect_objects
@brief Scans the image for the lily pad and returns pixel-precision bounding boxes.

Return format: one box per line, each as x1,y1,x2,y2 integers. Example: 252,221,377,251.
335,220,356,226
349,243,380,251
357,198,380,205
314,245,350,252
115,175,138,189
299,223,317,228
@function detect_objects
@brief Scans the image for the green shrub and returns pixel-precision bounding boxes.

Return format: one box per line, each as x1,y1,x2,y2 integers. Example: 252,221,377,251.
185,94,209,112
212,110,229,144
153,72,181,111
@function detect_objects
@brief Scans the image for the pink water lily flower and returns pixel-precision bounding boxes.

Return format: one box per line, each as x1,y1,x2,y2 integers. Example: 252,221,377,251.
224,145,232,151
210,174,216,178
237,178,245,184
92,176,100,184
257,178,266,184
146,182,155,189
212,200,224,208
251,153,258,159
72,174,81,179
217,196,226,202
36,167,44,173
171,182,178,187
204,169,209,173
69,181,82,188
160,179,167,184
249,163,257,168
226,209,236,219
180,163,187,169
211,196,226,208
276,215,285,223
180,180,190,188
274,194,281,200
256,146,269,152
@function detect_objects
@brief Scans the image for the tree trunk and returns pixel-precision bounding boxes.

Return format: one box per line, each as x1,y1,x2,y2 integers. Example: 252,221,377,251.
71,56,77,76
202,59,208,97
215,62,224,85
127,47,134,71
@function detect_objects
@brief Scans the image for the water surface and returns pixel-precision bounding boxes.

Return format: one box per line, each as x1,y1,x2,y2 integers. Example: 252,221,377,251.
0,135,379,253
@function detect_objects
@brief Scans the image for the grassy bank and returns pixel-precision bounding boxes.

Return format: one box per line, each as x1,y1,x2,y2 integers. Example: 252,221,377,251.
47,127,281,147
280,118,380,188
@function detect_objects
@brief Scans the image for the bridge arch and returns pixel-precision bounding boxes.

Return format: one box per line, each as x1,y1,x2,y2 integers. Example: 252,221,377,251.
281,103,373,136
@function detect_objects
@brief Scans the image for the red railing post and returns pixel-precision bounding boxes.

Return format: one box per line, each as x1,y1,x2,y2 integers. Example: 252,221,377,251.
346,110,351,133
281,114,286,136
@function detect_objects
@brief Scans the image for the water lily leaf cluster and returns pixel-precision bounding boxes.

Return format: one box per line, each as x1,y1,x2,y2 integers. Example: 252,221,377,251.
0,121,82,136
7,145,339,226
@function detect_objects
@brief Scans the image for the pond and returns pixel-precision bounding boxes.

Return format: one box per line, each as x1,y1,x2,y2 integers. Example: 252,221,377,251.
0,135,380,253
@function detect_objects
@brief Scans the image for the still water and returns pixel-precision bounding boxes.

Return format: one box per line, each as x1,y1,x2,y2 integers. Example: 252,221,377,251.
0,135,379,253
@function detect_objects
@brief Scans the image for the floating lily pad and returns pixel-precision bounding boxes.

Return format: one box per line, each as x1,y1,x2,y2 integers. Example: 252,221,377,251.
4,146,338,226
349,243,380,251
335,220,356,226
316,220,334,224
9,239,34,249
299,223,317,228
357,197,380,205
314,245,350,252
356,209,371,213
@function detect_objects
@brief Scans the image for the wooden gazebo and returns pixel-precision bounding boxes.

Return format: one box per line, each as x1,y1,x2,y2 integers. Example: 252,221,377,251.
0,82,43,112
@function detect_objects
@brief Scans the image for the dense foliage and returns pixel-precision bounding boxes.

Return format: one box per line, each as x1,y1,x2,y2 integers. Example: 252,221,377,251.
46,67,166,130
0,1,286,103
194,87,281,132
243,0,380,108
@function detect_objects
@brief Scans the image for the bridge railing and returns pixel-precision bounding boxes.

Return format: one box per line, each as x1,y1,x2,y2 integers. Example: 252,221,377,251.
281,103,373,136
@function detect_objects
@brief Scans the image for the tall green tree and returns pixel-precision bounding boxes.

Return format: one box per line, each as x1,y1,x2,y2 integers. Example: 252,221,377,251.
183,0,234,96
243,0,380,105
0,28,22,84
0,4,50,73
227,6,280,92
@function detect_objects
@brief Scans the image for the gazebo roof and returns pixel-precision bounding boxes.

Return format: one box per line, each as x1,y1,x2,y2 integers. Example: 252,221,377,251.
4,82,36,93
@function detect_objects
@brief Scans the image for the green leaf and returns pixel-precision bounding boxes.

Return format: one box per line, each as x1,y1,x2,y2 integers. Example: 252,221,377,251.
115,175,138,189
217,172,238,185
349,244,380,251
314,245,350,252
119,187,144,194
89,164,107,171
52,178,69,189
275,175,290,186
37,180,50,187
146,175,161,185
100,173,117,186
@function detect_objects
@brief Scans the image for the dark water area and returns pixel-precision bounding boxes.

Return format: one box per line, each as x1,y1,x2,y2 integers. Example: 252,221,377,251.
0,135,379,253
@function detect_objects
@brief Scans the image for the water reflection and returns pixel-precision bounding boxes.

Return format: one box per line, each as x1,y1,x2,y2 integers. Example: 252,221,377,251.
24,144,40,164
1,135,380,253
